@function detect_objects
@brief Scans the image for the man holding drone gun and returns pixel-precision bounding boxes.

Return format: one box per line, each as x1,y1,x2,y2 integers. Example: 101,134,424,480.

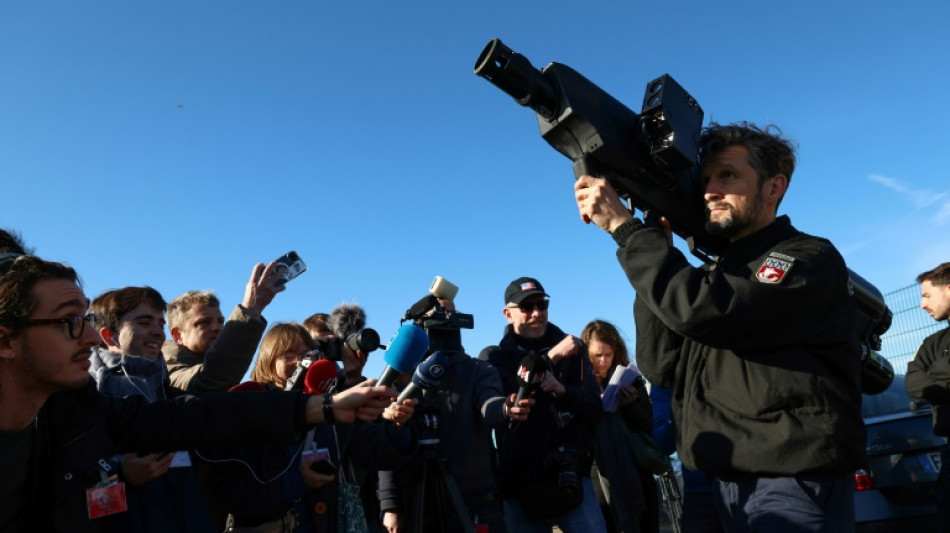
474,38,885,532
574,123,866,532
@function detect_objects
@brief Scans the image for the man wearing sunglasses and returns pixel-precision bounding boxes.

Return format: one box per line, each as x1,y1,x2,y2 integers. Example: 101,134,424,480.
479,277,604,532
0,229,399,533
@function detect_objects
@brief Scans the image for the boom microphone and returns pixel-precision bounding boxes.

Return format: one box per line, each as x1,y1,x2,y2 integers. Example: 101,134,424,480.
377,323,430,387
303,359,340,395
329,302,366,338
515,353,548,405
396,351,449,404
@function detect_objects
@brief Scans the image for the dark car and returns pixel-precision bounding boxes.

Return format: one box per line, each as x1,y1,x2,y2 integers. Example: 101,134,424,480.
855,373,945,531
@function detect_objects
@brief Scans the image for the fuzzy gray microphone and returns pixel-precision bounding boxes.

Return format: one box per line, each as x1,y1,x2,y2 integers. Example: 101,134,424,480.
328,303,366,339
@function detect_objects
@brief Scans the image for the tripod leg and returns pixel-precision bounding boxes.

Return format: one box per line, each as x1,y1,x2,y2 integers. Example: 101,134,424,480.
435,459,476,533
409,459,428,533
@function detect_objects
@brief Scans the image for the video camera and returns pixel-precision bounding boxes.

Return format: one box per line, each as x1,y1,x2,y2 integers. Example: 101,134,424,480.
403,276,474,333
474,38,894,394
315,328,381,362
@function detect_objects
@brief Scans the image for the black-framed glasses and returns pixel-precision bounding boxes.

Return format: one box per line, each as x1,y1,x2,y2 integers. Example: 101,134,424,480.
508,300,550,313
19,313,97,339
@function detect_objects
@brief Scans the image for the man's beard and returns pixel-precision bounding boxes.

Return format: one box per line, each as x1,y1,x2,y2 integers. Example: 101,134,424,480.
705,191,764,238
18,337,91,393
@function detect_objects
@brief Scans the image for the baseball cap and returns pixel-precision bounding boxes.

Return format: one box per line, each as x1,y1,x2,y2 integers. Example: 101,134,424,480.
505,277,549,305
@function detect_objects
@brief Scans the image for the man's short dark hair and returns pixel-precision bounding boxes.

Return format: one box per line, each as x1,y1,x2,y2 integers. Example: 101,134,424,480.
90,287,167,333
302,312,330,335
0,228,30,256
0,256,81,336
0,229,80,335
917,262,950,287
699,122,797,199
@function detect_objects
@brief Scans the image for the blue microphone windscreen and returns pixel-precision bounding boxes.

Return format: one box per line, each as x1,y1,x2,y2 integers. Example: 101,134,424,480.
412,351,448,390
383,323,430,373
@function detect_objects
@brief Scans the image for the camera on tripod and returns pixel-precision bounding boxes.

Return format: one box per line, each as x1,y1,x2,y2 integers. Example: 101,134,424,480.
416,406,444,447
315,328,381,362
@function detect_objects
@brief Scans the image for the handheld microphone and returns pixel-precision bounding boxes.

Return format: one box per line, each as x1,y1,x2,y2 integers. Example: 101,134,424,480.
396,351,448,404
284,350,319,391
514,353,548,405
303,359,339,395
229,381,266,392
377,323,430,387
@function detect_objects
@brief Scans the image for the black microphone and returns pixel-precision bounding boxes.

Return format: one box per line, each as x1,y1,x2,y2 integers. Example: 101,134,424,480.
514,353,548,405
377,323,430,387
284,350,320,391
396,351,449,404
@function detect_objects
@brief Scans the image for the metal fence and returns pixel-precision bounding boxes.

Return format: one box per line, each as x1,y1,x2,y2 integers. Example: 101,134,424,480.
880,283,948,374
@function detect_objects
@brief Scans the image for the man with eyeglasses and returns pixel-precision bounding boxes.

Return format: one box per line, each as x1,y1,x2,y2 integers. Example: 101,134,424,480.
479,277,604,532
0,229,399,533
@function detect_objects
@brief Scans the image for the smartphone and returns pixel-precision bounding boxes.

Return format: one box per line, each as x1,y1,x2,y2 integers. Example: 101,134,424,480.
274,251,306,285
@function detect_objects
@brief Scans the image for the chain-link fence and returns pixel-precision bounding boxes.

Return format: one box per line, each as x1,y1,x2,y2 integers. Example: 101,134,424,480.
881,283,948,374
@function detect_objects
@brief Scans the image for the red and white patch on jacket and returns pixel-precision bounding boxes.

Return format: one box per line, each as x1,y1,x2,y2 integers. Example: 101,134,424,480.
755,253,795,284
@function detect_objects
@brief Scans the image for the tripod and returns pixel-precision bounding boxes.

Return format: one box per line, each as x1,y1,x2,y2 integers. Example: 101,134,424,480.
408,414,476,533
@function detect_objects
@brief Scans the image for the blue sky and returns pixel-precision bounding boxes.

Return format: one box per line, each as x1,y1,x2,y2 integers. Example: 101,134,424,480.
3,1,948,381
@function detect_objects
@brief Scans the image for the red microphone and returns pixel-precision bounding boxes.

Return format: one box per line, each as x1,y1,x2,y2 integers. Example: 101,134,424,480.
229,380,266,392
303,359,339,395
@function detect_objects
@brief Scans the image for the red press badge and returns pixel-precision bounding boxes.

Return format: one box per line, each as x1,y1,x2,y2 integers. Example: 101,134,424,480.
86,459,128,519
86,481,127,518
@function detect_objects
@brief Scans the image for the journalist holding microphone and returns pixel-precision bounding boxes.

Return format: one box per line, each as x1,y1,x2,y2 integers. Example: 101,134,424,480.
574,123,865,533
479,277,604,532
0,229,399,533
196,322,417,533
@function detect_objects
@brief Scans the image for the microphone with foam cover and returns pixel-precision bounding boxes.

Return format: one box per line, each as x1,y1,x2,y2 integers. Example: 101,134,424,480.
304,359,340,395
514,353,548,405
377,323,430,387
229,381,267,392
396,351,448,404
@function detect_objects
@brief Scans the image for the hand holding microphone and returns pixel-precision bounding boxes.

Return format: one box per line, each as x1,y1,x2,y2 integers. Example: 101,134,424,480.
508,353,548,427
384,351,449,427
305,380,398,425
514,353,549,405
395,351,448,404
503,392,534,424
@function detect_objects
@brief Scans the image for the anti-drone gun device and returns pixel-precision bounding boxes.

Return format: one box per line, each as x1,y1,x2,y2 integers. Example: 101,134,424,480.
475,38,894,394
474,37,725,262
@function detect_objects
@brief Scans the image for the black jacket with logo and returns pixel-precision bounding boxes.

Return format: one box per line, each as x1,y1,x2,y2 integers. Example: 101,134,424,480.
620,216,866,476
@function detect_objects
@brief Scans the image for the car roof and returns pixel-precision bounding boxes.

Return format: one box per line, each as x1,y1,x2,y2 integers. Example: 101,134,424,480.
862,374,931,419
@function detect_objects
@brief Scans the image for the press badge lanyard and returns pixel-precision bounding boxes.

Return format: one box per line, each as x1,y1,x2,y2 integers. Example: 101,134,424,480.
85,458,128,519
